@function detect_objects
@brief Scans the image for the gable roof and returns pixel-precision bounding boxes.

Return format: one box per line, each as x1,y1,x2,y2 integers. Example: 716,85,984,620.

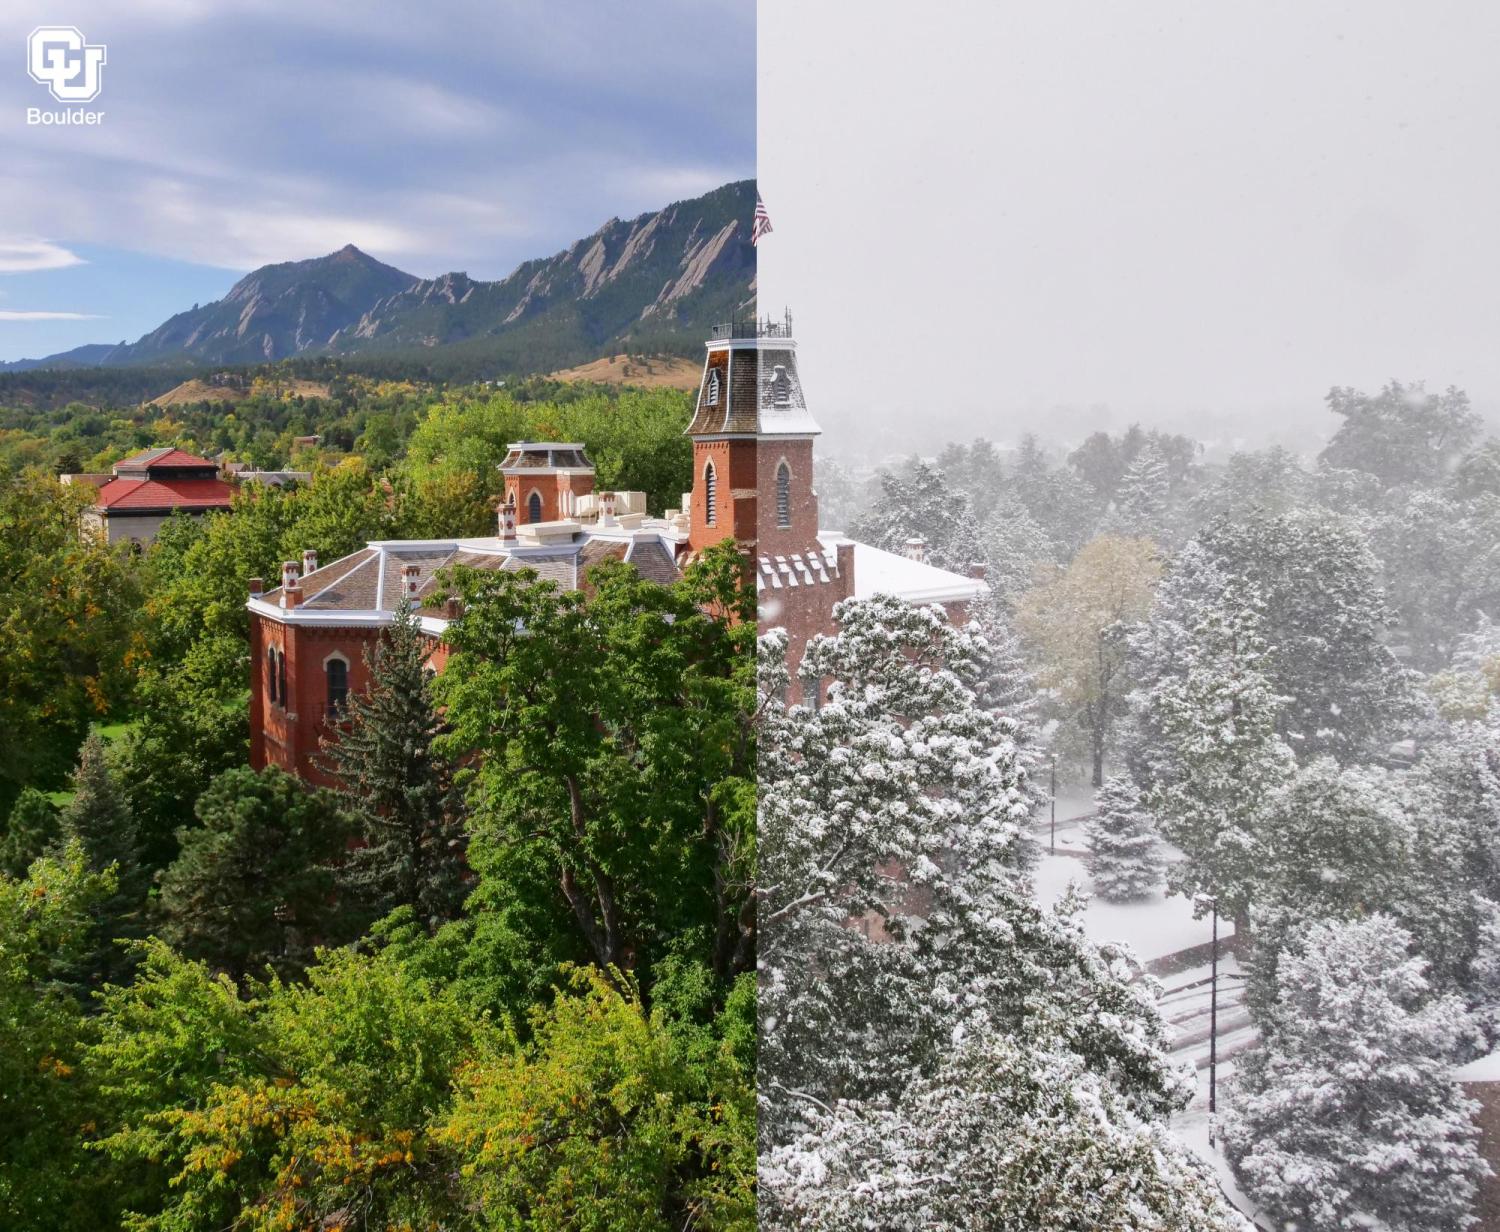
114,447,218,471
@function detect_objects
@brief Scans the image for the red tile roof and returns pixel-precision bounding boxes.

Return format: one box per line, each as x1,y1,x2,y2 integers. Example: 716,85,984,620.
115,447,218,470
93,476,234,512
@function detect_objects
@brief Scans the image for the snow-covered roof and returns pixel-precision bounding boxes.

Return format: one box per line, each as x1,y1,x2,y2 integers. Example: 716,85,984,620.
820,533,987,606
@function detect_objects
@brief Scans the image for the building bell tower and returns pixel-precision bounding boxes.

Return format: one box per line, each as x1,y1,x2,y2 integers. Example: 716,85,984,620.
688,312,853,667
686,311,823,555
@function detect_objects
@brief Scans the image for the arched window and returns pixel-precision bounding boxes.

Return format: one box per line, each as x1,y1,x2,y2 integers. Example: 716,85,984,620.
266,647,278,705
527,490,543,524
776,461,791,528
704,460,717,527
706,368,721,407
326,657,348,716
277,650,287,710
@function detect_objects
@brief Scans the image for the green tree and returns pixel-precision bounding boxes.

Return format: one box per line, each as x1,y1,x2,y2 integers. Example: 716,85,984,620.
0,788,60,877
155,767,350,982
91,946,474,1231
320,601,467,932
435,544,756,1010
441,967,755,1231
0,470,140,816
56,734,146,995
0,846,114,1231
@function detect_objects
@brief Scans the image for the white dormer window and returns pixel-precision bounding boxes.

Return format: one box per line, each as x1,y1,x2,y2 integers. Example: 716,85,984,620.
768,364,791,407
706,368,721,406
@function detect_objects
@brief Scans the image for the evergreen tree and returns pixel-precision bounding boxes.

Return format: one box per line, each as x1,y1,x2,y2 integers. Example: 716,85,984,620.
847,459,984,575
319,601,467,932
1085,775,1163,901
1223,915,1488,1232
1109,442,1171,539
759,598,1238,1226
1131,510,1420,764
0,787,60,877
975,495,1056,613
56,733,146,994
1139,584,1294,932
156,766,352,982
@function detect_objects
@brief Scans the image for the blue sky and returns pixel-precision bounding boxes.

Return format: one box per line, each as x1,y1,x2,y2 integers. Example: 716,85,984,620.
0,1,754,361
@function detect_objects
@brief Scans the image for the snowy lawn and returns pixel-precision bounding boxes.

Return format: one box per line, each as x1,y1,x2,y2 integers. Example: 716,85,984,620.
1030,833,1226,962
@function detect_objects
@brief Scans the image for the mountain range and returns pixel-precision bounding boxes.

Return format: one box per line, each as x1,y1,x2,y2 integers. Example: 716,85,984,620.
2,180,756,375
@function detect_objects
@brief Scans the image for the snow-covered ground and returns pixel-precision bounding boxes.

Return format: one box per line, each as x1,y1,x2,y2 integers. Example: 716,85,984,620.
1030,791,1268,1226
1030,815,1223,963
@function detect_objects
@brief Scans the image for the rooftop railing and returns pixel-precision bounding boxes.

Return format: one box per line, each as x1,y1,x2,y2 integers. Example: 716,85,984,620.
709,310,794,340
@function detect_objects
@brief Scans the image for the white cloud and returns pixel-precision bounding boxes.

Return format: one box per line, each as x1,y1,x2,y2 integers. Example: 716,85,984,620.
0,310,105,320
0,240,85,274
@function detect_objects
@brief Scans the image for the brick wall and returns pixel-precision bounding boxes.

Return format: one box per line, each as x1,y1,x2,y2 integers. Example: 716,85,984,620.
756,437,818,556
503,470,594,524
250,613,379,787
689,437,758,552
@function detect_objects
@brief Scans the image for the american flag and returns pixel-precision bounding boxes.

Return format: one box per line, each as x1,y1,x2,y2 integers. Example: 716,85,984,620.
752,193,773,246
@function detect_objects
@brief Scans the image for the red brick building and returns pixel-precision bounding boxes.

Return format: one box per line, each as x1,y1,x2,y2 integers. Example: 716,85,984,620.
249,317,987,779
78,448,234,548
247,463,682,783
688,313,986,683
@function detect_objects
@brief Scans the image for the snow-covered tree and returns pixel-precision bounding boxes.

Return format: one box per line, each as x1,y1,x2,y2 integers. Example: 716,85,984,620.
1137,582,1294,932
1320,379,1483,490
1132,509,1419,765
848,459,984,575
1189,445,1311,527
1109,442,1170,539
1223,915,1488,1232
975,495,1056,613
760,596,1241,1225
1017,534,1162,785
1085,774,1162,901
1008,433,1106,558
763,1036,1250,1232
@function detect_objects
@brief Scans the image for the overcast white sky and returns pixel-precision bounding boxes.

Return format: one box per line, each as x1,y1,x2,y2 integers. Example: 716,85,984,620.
758,1,1500,459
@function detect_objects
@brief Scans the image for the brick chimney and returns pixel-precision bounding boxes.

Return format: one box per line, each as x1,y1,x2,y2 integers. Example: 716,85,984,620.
969,561,987,581
280,561,301,609
498,499,517,544
903,537,927,563
600,491,618,527
248,577,263,597
302,549,318,576
402,562,422,599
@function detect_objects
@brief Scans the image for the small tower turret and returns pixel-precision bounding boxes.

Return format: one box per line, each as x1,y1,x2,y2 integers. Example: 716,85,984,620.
499,442,595,524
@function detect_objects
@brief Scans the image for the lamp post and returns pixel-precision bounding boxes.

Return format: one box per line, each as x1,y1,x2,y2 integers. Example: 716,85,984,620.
1050,755,1057,852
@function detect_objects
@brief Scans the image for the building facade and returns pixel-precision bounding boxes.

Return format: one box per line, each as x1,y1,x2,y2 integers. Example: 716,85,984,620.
248,318,986,779
77,447,235,547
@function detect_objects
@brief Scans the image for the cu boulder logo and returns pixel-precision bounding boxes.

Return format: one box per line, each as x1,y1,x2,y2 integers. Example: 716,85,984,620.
26,26,107,124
